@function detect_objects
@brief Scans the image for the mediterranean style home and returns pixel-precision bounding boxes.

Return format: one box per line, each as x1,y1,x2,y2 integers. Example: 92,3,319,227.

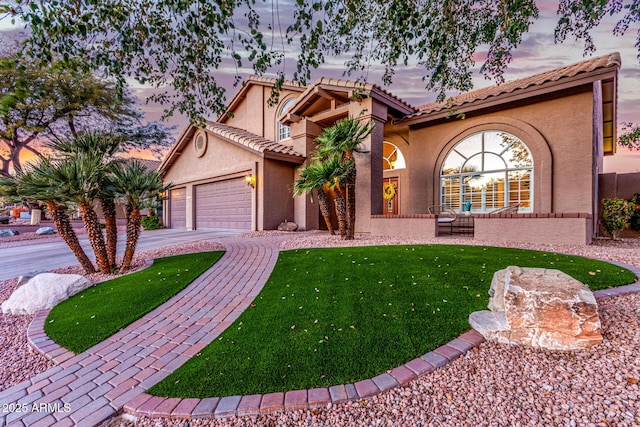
160,52,624,245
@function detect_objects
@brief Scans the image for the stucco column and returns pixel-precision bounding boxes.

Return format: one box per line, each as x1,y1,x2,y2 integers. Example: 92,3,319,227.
290,119,322,231
185,184,194,230
350,99,388,234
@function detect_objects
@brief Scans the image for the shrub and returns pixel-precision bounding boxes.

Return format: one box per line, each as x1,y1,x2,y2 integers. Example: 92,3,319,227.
0,215,9,224
142,215,163,230
630,194,640,232
99,221,106,229
601,197,635,237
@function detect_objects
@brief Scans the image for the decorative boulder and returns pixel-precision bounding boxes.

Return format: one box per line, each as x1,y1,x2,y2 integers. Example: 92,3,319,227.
1,273,92,315
278,220,298,232
35,227,56,236
469,266,602,350
0,229,19,237
16,271,47,288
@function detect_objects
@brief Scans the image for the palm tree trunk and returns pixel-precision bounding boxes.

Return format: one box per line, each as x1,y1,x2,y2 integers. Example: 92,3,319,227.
316,188,335,235
345,163,356,240
120,208,142,272
100,197,118,271
79,203,111,273
333,187,348,239
45,201,96,274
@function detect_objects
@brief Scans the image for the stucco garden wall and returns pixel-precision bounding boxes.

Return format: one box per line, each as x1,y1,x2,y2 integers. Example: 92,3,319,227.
402,91,595,216
474,214,593,245
370,215,438,239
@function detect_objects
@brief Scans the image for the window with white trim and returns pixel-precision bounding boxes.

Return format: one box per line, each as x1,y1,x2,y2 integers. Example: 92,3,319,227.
277,98,296,141
440,131,533,212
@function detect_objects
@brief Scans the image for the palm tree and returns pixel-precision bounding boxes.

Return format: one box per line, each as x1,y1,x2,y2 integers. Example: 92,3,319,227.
110,160,169,271
293,157,351,236
314,117,375,240
47,132,121,271
5,162,97,273
51,152,112,272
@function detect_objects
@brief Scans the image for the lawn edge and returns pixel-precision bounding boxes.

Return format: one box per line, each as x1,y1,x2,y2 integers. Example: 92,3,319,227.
27,258,157,361
117,262,640,421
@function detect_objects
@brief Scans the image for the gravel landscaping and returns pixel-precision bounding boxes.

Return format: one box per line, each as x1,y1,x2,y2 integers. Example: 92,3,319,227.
2,232,639,426
0,240,225,391
113,293,640,427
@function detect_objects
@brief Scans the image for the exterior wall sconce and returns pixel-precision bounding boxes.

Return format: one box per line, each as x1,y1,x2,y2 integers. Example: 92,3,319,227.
245,174,256,188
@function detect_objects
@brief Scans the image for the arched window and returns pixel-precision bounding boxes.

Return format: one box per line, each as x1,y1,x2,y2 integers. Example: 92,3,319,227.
382,141,406,170
277,98,296,141
440,131,533,212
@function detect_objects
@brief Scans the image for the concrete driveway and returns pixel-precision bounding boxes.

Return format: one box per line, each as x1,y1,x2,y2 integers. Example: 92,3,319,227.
0,229,239,280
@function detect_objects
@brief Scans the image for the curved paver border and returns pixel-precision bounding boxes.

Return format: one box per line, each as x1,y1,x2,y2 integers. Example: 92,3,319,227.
20,251,640,423
27,259,157,364
119,262,640,420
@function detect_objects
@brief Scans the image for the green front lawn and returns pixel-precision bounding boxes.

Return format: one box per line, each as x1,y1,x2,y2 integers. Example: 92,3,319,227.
149,244,636,398
45,251,224,353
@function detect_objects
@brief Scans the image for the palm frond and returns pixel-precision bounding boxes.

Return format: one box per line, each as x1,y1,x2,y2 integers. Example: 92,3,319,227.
110,160,170,210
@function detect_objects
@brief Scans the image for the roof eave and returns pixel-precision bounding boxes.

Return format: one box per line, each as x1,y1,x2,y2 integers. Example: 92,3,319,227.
218,77,306,123
215,133,306,164
159,125,198,172
283,79,415,125
396,67,618,127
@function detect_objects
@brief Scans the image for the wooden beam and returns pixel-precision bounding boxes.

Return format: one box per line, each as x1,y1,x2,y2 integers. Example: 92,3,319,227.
307,103,352,123
285,113,302,123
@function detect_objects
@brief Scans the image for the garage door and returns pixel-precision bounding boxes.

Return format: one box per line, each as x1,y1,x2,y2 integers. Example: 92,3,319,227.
195,178,252,231
170,188,186,229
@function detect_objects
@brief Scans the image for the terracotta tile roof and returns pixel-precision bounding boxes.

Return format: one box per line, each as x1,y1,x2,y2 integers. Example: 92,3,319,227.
243,75,305,88
205,121,304,159
296,77,416,112
403,52,621,120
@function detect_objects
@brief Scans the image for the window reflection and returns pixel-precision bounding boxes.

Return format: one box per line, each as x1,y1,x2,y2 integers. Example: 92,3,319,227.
440,131,533,212
383,141,406,170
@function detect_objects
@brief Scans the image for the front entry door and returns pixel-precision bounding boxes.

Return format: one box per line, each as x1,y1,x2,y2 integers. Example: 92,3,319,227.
383,177,399,215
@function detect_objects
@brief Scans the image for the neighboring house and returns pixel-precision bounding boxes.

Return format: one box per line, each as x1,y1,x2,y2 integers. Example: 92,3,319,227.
161,53,626,245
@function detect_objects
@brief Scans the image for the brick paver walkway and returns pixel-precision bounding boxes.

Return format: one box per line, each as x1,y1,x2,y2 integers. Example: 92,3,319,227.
1,237,639,426
0,236,282,426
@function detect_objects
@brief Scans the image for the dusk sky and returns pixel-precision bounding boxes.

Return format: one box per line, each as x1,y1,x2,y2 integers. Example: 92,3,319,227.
1,1,639,171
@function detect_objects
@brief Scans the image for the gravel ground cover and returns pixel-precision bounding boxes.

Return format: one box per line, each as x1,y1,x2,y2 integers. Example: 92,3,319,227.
113,293,640,427
0,240,224,391
2,232,640,426
113,233,640,427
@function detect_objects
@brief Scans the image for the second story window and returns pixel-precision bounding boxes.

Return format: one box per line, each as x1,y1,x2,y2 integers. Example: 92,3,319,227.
277,98,296,141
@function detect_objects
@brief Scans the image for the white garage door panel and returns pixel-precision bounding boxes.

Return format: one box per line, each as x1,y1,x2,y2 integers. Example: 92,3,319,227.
195,178,251,231
170,188,186,229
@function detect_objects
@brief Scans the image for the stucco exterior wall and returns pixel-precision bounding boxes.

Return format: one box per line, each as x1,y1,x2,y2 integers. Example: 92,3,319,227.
404,91,595,215
163,132,259,231
224,86,300,142
163,132,258,187
262,159,296,230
